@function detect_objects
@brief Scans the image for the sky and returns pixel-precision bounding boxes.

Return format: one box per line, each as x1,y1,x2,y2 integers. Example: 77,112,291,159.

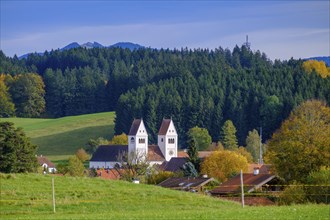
0,0,329,60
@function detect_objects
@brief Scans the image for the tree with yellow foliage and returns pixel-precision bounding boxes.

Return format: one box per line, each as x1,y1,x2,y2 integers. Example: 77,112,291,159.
265,100,330,183
201,149,248,182
109,133,128,145
75,148,90,162
302,60,330,78
9,73,45,117
0,74,15,117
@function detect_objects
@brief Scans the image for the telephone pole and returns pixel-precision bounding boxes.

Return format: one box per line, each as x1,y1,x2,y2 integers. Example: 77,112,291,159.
259,127,263,165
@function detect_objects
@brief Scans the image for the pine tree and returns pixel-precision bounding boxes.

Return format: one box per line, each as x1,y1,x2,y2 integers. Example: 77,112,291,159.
187,139,200,172
0,122,38,173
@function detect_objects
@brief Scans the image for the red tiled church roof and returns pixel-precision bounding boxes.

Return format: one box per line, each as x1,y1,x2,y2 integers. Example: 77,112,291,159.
148,145,165,161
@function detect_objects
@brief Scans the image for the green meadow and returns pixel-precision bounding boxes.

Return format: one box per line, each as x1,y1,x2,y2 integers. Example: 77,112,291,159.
0,112,115,158
0,173,328,220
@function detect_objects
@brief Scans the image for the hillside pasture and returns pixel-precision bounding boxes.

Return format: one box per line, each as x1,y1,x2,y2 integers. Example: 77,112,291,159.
0,112,115,156
0,174,328,220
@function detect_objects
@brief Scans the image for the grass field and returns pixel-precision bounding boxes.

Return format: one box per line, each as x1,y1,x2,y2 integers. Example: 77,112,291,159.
0,112,115,157
0,173,328,220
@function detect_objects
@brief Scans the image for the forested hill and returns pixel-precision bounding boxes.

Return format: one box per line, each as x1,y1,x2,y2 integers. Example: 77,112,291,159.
0,46,329,146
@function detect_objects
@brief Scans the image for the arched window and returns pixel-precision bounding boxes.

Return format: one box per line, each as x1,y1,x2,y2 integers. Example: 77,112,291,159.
168,138,175,144
131,137,135,143
139,138,145,144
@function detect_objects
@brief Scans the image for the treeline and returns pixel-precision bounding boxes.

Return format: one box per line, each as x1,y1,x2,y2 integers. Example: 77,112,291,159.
0,46,329,146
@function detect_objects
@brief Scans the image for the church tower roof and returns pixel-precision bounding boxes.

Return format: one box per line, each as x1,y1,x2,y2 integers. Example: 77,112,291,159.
128,119,143,135
158,119,172,135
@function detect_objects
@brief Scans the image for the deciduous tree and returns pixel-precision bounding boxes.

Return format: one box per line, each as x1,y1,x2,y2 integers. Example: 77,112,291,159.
75,148,90,162
67,155,85,177
0,75,15,117
109,133,128,145
187,126,212,151
265,100,330,183
201,149,248,182
302,60,330,78
117,150,150,182
245,129,261,162
86,137,109,154
237,146,253,163
9,73,45,117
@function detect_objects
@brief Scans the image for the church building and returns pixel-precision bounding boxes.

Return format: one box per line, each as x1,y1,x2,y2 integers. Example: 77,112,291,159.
89,118,178,169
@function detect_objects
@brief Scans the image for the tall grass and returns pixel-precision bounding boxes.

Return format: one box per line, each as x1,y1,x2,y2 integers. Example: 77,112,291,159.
0,173,328,220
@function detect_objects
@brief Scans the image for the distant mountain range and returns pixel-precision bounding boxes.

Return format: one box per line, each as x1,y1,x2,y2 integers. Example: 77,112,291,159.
19,42,145,59
18,42,330,65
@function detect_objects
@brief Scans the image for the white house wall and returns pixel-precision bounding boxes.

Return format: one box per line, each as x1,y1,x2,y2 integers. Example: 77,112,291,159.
158,120,178,161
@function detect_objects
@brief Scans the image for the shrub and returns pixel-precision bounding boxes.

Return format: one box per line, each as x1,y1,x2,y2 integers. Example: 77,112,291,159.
75,148,90,162
278,182,306,205
305,168,330,204
147,171,175,185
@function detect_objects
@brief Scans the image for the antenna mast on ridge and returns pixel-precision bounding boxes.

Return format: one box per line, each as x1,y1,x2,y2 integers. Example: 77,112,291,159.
259,127,263,165
243,35,251,49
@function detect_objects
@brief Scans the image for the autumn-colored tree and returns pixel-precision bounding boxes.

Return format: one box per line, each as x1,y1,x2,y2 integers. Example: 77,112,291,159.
265,100,330,183
201,149,248,182
109,133,128,145
220,120,238,150
9,73,45,117
67,155,85,177
0,75,15,117
237,146,253,163
75,148,90,162
187,126,212,151
302,60,330,78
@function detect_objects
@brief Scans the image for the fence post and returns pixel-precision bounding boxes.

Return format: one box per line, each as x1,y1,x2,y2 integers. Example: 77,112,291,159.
240,170,245,208
52,177,56,213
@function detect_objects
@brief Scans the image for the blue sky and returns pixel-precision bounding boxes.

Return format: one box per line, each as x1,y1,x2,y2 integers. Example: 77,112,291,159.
1,1,329,60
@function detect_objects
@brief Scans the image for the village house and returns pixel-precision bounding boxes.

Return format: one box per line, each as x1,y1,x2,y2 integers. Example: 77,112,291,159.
210,167,281,196
159,151,212,173
158,176,214,193
37,155,56,173
89,118,179,169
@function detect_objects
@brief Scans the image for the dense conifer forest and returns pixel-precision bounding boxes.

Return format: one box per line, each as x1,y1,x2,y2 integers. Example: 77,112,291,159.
1,46,329,146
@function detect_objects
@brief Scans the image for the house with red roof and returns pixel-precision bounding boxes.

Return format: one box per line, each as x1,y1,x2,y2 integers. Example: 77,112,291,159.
37,156,56,173
158,176,214,192
210,167,281,196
